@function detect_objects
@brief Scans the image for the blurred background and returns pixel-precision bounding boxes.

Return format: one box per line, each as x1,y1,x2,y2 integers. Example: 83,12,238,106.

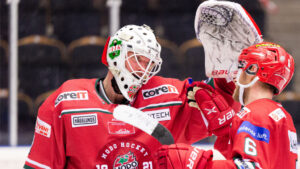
0,0,299,147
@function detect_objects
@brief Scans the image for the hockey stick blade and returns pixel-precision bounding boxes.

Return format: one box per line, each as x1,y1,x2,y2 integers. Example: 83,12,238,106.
113,105,174,145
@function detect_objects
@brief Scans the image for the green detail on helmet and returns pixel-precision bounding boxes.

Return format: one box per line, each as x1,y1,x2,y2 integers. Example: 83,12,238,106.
108,39,122,59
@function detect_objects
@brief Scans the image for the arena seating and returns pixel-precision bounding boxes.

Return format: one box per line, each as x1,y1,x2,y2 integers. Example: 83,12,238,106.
18,35,68,98
67,36,107,79
0,40,8,88
179,38,206,81
0,90,35,145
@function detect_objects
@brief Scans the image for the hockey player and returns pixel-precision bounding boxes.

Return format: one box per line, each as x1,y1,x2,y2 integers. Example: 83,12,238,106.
156,42,297,169
23,24,236,169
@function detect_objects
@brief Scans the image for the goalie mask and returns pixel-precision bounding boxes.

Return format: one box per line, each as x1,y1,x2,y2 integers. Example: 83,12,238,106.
236,42,294,105
102,25,162,101
194,0,263,79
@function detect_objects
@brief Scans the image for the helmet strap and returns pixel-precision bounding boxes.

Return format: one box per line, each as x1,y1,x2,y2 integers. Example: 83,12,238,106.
236,69,260,105
239,86,245,106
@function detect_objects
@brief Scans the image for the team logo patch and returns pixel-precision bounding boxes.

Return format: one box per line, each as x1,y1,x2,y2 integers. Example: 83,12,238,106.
97,140,154,169
108,121,135,135
288,130,298,154
142,84,178,99
237,121,270,143
145,108,171,121
128,85,141,100
269,108,286,122
35,117,51,138
108,39,122,59
55,90,88,107
237,107,251,119
114,151,138,169
71,114,98,128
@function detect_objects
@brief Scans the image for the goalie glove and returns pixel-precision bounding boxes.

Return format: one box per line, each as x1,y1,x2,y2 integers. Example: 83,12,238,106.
156,143,213,169
187,81,235,136
194,0,263,79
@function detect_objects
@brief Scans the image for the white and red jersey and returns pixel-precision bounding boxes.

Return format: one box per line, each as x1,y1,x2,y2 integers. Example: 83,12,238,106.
24,76,213,169
208,99,298,169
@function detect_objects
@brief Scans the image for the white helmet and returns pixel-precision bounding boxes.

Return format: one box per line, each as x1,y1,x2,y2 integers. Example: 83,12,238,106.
102,24,162,101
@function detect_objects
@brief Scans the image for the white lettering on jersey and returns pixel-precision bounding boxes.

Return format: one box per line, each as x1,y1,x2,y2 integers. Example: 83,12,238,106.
71,114,98,128
35,117,51,138
142,85,178,99
288,130,298,154
145,108,171,121
55,90,89,107
269,108,286,122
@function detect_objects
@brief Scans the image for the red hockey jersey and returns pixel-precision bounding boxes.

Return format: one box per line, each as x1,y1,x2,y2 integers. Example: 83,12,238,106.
209,99,298,169
24,76,212,169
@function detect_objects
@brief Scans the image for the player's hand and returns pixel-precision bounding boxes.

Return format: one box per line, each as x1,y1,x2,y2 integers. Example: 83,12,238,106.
187,81,235,136
156,143,213,169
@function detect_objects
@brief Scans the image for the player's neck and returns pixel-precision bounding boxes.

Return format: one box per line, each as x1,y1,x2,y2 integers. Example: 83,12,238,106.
102,72,126,104
244,84,273,105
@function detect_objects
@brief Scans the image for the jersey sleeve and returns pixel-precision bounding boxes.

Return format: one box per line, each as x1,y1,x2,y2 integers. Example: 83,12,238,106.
172,78,212,143
133,76,210,144
24,88,66,169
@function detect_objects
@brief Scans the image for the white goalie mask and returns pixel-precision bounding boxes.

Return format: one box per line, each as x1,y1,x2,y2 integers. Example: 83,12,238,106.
102,25,162,102
194,0,263,80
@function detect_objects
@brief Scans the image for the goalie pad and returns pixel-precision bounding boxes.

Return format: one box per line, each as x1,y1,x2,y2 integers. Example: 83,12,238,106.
194,0,263,79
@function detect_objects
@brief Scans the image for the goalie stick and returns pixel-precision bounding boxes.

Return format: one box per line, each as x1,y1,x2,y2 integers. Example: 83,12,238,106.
113,105,174,145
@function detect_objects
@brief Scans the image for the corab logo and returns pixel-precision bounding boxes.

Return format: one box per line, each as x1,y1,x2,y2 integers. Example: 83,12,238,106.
142,85,178,99
55,91,88,107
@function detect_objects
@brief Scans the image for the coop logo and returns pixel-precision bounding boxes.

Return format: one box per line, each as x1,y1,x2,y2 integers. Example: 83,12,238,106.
113,151,138,169
55,90,88,107
142,85,178,99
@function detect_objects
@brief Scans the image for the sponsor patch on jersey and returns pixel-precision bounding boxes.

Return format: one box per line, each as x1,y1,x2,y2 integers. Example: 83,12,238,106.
145,108,171,121
55,90,88,107
142,85,178,99
237,107,251,119
288,130,298,154
108,121,135,135
269,108,286,122
237,121,270,143
71,114,98,128
35,117,51,138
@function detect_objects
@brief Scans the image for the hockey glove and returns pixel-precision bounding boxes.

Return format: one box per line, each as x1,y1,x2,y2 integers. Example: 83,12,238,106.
156,143,213,169
187,81,235,136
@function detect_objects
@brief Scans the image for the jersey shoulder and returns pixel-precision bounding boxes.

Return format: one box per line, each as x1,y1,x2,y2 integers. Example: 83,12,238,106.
236,99,292,127
39,78,98,113
138,76,187,99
